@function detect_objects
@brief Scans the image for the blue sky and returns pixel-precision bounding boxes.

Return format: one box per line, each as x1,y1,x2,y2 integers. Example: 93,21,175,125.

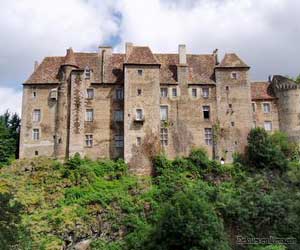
0,0,300,114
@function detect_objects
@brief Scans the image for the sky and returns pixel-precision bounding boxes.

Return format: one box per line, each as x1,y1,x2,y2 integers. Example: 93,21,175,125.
0,0,299,115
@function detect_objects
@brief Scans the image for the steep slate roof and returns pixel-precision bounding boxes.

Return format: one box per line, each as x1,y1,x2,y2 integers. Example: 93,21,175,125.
251,81,276,100
24,49,219,85
217,53,249,68
125,46,159,65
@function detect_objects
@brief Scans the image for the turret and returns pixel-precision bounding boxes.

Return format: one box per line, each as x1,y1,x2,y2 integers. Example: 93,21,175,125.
271,75,300,143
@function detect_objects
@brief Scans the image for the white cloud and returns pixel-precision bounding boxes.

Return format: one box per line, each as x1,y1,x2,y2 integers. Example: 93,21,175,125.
0,88,22,115
117,0,300,80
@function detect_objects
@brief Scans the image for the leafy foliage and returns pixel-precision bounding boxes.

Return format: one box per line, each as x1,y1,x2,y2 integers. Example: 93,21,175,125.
0,128,300,249
0,111,20,167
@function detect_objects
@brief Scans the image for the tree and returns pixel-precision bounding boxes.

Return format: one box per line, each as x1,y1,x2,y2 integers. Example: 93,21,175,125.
247,128,288,171
146,189,230,250
0,111,20,166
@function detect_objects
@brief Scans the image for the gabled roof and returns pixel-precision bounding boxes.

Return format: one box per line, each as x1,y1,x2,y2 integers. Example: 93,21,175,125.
251,81,276,100
217,53,249,68
125,46,160,65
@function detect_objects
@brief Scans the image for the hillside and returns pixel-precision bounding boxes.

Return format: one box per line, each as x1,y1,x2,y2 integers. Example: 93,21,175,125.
0,129,300,250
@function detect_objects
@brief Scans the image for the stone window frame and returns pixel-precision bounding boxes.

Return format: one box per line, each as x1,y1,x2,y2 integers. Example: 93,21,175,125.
85,109,94,122
231,71,238,80
202,87,209,98
202,105,210,120
251,102,256,112
137,69,143,76
137,88,142,96
85,134,93,147
32,88,37,99
160,87,168,98
115,135,124,148
84,66,92,80
160,128,168,146
135,108,144,121
32,109,41,123
262,102,271,113
160,105,169,121
264,120,272,131
172,87,178,97
116,87,124,100
136,137,142,146
32,128,40,141
204,128,213,146
86,88,94,99
191,88,197,98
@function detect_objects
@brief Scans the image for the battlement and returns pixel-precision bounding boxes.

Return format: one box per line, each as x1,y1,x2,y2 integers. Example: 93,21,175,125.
271,75,299,91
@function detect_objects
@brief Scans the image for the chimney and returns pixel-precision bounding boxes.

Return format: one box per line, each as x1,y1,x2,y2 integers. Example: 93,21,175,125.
34,61,39,71
213,49,219,65
98,46,112,57
126,42,133,56
179,44,187,65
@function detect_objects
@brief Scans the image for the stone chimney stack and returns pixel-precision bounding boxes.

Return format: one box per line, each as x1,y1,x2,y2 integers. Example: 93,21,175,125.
34,61,39,71
177,44,188,84
126,42,133,56
179,44,187,65
213,49,219,65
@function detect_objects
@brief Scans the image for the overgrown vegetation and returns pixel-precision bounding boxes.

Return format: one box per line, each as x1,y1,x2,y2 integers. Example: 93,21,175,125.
0,110,20,167
0,128,300,249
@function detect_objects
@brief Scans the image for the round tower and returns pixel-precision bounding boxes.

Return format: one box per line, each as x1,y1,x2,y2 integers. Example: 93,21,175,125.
54,48,79,159
271,75,300,143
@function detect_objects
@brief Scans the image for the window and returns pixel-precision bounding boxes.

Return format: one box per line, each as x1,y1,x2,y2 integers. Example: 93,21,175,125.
85,134,93,147
160,106,168,121
86,109,94,122
191,88,197,98
263,103,271,113
225,86,229,91
231,121,235,127
264,121,272,131
33,90,37,99
114,110,124,122
160,88,168,98
33,129,40,141
138,69,143,76
231,72,238,79
136,109,143,120
137,88,142,96
202,87,209,98
33,109,41,122
203,106,210,120
229,104,232,109
172,88,177,97
86,89,94,99
35,151,39,156
84,67,91,79
204,128,213,146
115,135,124,148
160,128,168,146
116,88,124,100
252,102,256,112
136,137,142,146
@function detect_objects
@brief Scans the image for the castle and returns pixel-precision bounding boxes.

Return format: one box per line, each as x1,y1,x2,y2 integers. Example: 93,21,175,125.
19,43,300,174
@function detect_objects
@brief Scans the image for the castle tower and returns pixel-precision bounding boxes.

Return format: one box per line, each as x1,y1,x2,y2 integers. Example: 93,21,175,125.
54,48,79,159
215,53,252,162
271,75,300,143
123,43,161,175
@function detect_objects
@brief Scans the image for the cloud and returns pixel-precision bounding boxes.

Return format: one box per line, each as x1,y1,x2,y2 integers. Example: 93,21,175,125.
0,0,120,88
0,88,22,115
117,0,300,80
1,0,300,116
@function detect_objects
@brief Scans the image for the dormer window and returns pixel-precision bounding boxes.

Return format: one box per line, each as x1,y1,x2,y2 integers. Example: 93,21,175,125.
231,72,238,79
84,67,91,79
